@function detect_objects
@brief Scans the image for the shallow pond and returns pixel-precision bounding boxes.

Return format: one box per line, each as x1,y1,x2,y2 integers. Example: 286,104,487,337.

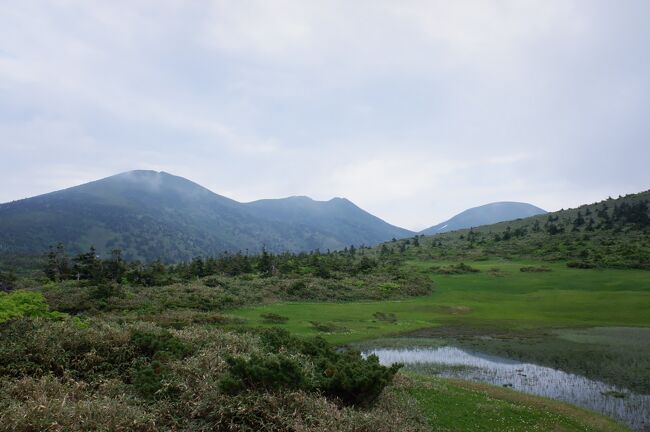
367,346,650,431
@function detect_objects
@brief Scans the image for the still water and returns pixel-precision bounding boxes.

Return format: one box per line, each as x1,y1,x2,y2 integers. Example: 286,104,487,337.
367,346,650,431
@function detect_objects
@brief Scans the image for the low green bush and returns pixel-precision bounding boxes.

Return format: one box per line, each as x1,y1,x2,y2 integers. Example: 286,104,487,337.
261,312,289,323
0,291,62,323
131,329,192,359
0,270,17,292
433,263,480,275
310,321,348,333
520,266,552,272
286,280,308,296
567,261,597,269
373,311,398,323
132,360,177,399
315,351,402,407
203,277,222,288
378,282,400,292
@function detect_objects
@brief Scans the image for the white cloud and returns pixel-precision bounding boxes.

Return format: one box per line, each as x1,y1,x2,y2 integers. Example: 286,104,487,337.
1,1,649,230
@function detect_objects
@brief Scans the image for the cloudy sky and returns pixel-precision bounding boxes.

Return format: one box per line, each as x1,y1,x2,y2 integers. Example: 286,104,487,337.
1,1,649,230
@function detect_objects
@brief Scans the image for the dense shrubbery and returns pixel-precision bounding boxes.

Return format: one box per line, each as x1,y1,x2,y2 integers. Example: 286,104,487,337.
38,268,433,322
0,320,415,431
0,319,139,381
433,263,480,274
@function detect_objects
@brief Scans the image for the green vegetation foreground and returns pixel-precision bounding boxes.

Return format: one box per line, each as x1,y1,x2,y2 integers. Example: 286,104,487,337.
1,191,648,431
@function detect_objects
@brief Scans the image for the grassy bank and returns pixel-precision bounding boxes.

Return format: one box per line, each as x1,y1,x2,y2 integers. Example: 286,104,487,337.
404,375,630,431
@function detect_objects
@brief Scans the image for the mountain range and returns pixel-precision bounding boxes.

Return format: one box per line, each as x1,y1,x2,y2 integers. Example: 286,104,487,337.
0,170,546,261
0,171,412,261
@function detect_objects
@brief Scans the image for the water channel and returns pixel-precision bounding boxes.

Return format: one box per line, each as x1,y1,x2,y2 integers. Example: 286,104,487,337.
366,346,650,431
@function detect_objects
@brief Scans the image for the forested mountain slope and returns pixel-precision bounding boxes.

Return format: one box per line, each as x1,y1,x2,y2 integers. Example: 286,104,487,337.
0,170,412,261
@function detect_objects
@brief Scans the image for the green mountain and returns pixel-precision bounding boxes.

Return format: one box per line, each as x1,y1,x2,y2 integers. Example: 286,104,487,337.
0,170,413,261
245,196,409,251
420,202,547,235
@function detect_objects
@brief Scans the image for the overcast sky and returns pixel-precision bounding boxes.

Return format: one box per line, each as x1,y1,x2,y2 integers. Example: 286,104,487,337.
1,1,649,230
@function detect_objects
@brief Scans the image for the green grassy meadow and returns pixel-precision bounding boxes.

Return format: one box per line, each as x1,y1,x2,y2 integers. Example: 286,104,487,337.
230,260,650,344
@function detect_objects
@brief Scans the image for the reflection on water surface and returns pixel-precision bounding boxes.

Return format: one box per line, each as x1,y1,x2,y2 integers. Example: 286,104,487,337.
367,346,650,431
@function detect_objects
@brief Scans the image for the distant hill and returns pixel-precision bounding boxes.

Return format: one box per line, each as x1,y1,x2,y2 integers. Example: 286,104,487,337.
383,190,650,270
420,202,547,235
0,170,413,261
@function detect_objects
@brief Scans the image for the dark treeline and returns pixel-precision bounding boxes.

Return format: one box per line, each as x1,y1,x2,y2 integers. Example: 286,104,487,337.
43,242,395,287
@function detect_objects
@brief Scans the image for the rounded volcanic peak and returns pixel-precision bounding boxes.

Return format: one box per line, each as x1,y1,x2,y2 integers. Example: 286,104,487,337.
108,170,233,197
421,201,547,235
462,201,547,218
18,169,237,210
96,170,212,195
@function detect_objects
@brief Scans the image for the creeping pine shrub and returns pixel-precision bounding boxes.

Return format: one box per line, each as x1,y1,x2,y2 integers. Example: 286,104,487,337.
131,330,192,359
220,354,307,394
129,331,190,399
224,329,401,407
315,351,401,407
258,328,303,352
133,360,176,399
